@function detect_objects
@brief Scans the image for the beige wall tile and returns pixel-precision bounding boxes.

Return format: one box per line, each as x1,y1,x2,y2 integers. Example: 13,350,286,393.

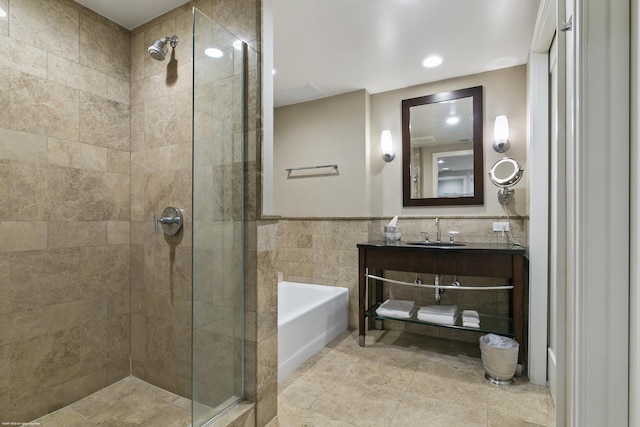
47,369,109,414
47,221,108,249
107,76,131,105
0,221,46,252
48,54,108,97
4,161,48,221
0,66,8,128
0,253,8,315
47,296,108,333
0,393,48,422
48,138,108,171
130,102,145,152
107,291,131,317
130,31,145,83
10,71,79,140
0,0,7,36
144,90,192,148
107,149,131,174
0,310,49,347
10,0,80,62
79,92,130,150
79,11,130,82
0,34,47,78
46,166,81,221
78,171,130,221
0,344,9,406
0,128,47,164
108,221,130,245
131,143,192,174
80,245,131,294
255,334,278,426
10,248,84,310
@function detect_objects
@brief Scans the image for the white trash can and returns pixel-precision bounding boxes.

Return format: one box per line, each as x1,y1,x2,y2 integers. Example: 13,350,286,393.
479,334,519,385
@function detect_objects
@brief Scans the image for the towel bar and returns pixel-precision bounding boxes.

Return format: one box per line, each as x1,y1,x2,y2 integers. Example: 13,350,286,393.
286,164,338,175
364,273,513,290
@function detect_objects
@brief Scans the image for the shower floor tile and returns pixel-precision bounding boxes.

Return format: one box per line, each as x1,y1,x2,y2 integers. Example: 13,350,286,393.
269,329,556,427
33,376,190,427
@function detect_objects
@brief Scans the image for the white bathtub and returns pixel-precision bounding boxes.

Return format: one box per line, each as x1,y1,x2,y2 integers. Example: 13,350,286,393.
278,281,349,382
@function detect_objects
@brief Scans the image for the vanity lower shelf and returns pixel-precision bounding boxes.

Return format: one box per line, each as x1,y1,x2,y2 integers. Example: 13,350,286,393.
365,303,514,337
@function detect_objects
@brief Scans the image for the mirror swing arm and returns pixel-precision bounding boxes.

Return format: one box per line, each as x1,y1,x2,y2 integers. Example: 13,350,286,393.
401,86,484,207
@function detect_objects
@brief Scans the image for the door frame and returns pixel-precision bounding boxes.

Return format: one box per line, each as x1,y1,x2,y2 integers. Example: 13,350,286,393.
529,0,630,424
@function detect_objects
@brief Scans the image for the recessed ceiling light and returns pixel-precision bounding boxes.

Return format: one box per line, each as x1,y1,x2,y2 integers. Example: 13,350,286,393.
422,55,443,68
438,159,445,164
446,116,460,125
205,48,223,58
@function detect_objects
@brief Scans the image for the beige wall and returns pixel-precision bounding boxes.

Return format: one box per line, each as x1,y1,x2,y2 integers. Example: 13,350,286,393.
371,65,528,217
274,90,370,216
0,0,131,420
274,65,528,219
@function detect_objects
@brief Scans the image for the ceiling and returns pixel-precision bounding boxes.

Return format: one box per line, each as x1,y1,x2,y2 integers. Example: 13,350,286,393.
74,0,541,108
74,0,190,30
273,0,541,107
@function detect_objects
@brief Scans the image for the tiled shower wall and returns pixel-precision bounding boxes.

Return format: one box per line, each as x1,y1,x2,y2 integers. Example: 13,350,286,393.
0,0,132,420
275,217,528,341
128,0,262,414
0,0,266,423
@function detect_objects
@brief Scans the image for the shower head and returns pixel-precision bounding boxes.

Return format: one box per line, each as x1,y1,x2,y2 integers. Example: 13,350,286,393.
148,35,178,61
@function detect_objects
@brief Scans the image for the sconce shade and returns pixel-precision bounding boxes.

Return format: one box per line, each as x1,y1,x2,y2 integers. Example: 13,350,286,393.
493,115,510,153
381,130,395,162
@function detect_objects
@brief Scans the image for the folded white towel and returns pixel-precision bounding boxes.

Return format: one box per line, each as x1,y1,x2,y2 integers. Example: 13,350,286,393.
376,299,415,319
417,312,457,325
462,310,480,322
463,321,480,328
418,305,458,316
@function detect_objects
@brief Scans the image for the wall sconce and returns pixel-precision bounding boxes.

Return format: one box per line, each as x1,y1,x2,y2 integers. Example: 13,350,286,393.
493,115,510,153
381,130,395,162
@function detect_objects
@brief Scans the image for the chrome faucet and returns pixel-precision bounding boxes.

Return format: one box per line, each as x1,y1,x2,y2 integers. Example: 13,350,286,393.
435,218,441,243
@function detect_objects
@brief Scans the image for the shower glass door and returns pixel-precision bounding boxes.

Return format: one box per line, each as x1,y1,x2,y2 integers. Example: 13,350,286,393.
192,8,245,426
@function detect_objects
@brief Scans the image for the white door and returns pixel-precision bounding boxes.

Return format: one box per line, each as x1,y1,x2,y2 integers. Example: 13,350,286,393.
547,31,566,416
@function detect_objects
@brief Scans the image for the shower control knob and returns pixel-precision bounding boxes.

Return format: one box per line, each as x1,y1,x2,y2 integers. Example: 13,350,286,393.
154,207,183,236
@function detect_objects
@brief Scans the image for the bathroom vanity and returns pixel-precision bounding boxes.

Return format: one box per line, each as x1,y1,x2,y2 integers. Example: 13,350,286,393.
357,241,528,367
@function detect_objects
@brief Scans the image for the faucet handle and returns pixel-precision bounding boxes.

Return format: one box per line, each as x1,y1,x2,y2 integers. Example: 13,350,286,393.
420,231,430,242
448,231,460,243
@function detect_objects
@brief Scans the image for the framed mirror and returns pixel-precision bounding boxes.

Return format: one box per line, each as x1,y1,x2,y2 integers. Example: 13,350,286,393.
402,86,484,206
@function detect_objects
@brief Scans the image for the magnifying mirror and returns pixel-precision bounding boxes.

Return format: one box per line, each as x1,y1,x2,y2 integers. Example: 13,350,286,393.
488,157,524,204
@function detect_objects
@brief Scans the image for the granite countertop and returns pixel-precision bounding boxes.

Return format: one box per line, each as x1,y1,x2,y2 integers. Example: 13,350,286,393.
357,240,526,254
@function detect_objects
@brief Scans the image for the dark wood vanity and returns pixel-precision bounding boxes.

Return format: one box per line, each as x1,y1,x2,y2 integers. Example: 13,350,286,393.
357,241,528,368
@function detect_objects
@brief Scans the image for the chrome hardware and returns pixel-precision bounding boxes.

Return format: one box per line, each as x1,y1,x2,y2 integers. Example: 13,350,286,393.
434,273,443,303
420,231,430,242
435,218,441,243
154,207,183,236
448,231,459,243
561,15,573,32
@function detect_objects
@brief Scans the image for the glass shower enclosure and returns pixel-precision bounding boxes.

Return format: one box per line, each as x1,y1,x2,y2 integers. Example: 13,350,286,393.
192,9,247,426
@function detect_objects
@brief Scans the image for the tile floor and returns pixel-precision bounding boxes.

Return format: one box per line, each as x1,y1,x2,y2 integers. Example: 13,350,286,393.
269,329,556,427
32,376,191,427
33,329,555,427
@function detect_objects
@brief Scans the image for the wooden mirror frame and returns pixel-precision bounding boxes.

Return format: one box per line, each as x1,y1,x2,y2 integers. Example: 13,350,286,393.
402,86,484,206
